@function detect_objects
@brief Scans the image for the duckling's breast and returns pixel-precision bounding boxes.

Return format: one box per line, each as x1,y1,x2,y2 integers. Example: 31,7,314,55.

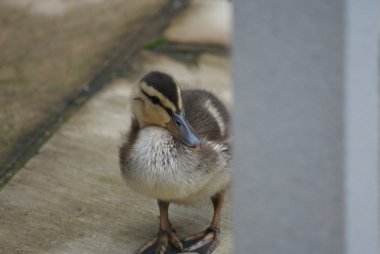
123,127,213,201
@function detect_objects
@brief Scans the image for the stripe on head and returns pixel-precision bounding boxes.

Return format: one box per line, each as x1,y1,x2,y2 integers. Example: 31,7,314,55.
140,71,182,112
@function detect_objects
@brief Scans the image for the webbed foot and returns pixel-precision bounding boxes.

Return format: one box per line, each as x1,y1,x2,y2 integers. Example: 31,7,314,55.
179,227,220,254
135,229,183,254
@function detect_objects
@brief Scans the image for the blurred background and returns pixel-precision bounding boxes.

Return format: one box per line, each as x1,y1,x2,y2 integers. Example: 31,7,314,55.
0,0,232,253
0,0,168,177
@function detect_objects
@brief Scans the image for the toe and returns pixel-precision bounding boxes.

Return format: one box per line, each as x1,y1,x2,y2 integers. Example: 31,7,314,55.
155,242,168,254
135,229,183,254
181,228,220,254
156,234,169,254
134,237,158,254
169,232,183,251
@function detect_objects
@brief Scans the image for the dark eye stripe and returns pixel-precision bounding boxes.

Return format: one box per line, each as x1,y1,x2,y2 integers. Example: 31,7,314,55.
151,96,160,105
141,90,160,104
165,107,173,116
141,89,172,115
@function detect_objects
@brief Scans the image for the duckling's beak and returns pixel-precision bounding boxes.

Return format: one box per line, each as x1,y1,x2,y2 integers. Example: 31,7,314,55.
166,112,201,148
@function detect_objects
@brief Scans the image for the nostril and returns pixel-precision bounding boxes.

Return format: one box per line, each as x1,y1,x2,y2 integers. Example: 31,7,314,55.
175,120,181,127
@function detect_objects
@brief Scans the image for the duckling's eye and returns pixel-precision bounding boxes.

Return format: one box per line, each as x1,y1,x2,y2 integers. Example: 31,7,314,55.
151,96,160,105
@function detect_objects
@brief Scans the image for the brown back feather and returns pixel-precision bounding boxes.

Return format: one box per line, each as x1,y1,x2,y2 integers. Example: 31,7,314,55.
119,118,139,175
182,90,229,142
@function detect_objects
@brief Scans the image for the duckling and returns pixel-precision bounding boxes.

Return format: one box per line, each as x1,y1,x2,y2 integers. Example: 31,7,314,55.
119,71,231,254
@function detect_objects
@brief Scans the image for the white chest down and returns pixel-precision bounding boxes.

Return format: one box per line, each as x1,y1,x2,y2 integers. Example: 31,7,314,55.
123,127,230,204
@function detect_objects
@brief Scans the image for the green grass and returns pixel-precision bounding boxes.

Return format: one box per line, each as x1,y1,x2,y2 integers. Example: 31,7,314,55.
142,37,168,50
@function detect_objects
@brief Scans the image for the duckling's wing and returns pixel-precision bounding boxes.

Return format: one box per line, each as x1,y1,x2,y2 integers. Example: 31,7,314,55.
182,90,229,142
119,118,139,175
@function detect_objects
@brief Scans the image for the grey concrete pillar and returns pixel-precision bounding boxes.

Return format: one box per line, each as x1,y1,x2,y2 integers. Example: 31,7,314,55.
232,1,379,254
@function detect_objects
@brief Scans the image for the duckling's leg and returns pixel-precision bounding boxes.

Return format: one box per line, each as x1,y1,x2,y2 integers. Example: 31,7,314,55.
135,200,183,254
181,190,225,254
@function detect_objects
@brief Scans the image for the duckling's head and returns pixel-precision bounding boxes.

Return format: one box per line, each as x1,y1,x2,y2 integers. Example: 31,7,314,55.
131,71,201,148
